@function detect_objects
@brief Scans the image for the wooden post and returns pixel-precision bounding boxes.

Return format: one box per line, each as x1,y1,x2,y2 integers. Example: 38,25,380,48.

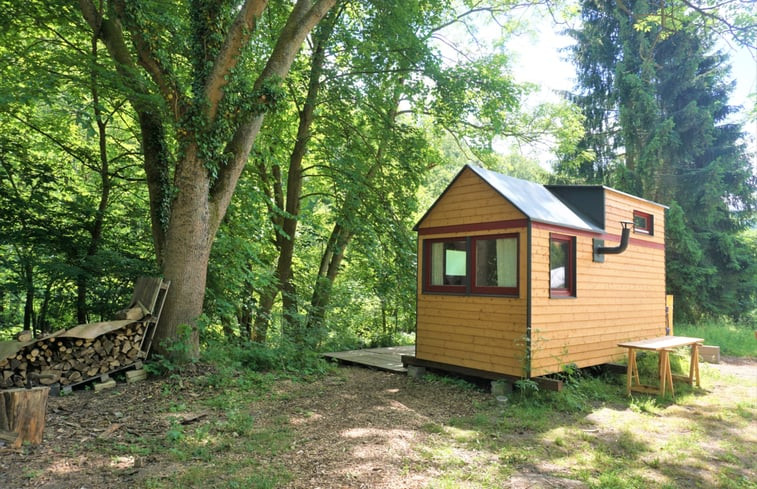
691,343,701,388
666,295,674,335
0,386,49,448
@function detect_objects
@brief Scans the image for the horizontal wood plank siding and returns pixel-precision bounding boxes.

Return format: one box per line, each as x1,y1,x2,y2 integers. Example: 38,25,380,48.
529,189,667,376
419,170,525,229
604,189,665,246
417,168,528,377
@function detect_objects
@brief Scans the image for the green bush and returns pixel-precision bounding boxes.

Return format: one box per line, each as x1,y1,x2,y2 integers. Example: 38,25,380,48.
202,336,331,376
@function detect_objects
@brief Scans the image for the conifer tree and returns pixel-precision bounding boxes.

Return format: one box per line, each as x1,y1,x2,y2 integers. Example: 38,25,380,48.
562,0,756,320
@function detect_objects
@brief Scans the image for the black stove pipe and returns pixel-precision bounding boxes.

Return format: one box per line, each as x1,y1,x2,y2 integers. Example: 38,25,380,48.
597,226,630,255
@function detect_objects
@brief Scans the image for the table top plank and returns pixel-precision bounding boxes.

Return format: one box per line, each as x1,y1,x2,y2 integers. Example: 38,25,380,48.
617,336,704,351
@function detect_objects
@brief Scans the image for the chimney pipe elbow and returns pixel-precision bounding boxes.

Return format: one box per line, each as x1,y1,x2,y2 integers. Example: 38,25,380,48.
597,227,631,255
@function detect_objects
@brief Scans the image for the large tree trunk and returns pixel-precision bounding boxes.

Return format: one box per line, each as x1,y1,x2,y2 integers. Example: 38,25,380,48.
80,0,337,361
306,223,351,333
151,146,211,360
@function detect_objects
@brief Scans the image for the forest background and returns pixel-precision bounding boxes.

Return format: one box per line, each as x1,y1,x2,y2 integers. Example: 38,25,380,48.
0,0,754,365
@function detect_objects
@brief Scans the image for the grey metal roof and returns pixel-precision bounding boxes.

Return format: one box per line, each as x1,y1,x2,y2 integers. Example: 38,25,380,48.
467,165,605,233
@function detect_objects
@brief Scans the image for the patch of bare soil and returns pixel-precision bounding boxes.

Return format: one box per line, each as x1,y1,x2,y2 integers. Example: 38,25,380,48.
252,367,492,489
1,358,755,489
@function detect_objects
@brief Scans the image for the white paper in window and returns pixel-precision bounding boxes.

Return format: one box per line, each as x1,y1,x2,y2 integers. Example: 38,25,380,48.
445,249,466,276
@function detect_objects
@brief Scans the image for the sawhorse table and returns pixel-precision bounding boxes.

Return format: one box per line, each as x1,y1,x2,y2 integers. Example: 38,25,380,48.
617,336,704,396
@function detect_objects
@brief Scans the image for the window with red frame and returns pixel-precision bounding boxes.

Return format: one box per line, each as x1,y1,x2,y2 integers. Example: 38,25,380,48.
472,235,518,295
423,234,519,296
549,234,575,297
633,210,653,235
424,239,467,293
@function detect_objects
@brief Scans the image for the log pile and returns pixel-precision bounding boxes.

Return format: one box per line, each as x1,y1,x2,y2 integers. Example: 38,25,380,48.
0,322,146,389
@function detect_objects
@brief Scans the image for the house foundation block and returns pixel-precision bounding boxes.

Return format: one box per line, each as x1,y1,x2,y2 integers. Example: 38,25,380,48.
407,365,426,379
491,380,513,396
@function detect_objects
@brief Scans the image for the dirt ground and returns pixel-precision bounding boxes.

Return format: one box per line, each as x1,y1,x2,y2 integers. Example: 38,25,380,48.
1,356,755,489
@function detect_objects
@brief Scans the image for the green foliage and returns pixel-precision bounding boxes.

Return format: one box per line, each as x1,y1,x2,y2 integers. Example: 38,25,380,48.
146,324,198,375
562,0,756,322
676,319,757,358
512,366,621,413
201,331,332,377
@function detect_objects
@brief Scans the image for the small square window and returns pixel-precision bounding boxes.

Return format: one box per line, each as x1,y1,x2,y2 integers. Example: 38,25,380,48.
633,211,653,235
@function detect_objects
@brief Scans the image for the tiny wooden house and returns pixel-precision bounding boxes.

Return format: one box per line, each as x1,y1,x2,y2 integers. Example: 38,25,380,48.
412,165,667,379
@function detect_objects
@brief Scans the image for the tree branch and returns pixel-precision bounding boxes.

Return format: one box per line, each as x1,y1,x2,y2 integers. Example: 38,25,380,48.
209,0,337,236
205,0,269,122
110,0,186,120
10,114,95,169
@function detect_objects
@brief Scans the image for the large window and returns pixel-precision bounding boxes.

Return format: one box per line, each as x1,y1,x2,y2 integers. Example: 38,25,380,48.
424,234,519,296
550,234,575,297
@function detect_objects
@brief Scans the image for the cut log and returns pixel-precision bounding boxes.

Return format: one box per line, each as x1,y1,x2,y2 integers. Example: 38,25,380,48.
115,306,145,321
16,330,33,342
0,386,49,447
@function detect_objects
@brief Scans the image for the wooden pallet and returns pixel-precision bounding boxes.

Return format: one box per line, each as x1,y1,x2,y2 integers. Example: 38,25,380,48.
55,361,145,395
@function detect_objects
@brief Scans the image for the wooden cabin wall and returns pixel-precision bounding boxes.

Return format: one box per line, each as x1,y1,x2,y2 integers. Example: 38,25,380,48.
529,190,666,377
416,169,528,377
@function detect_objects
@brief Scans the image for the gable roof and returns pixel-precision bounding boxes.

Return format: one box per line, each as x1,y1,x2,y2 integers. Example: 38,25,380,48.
415,164,604,233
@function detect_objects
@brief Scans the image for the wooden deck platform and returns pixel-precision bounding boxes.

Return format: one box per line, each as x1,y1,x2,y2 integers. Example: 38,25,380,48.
322,345,415,373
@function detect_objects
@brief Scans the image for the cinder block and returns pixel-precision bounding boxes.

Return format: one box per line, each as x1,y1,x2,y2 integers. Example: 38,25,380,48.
700,345,720,364
491,380,513,396
407,365,426,379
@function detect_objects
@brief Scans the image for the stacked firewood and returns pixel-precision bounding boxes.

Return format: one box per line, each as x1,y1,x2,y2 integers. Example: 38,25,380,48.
0,323,146,389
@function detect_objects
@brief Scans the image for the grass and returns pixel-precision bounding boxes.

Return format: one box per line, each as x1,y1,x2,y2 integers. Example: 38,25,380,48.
413,365,756,489
675,319,756,358
15,318,753,489
81,364,297,489
405,326,757,489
